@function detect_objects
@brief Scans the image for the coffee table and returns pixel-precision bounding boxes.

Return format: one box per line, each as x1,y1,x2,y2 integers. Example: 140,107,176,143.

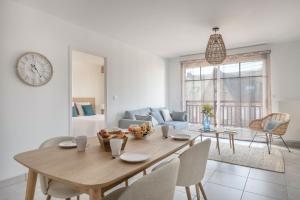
191,127,238,155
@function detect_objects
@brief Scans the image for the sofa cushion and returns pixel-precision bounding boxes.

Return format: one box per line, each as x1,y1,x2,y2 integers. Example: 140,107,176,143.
151,109,165,124
151,116,159,126
124,108,151,120
164,121,188,130
171,111,187,121
135,115,152,121
161,109,173,122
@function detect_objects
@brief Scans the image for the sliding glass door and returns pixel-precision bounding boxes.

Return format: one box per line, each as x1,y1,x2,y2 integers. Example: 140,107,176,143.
182,51,270,128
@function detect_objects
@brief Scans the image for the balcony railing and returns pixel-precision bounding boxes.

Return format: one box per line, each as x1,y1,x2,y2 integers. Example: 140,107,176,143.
186,100,263,127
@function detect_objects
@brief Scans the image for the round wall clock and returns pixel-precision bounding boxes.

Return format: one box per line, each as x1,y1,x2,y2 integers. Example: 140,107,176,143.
16,52,53,87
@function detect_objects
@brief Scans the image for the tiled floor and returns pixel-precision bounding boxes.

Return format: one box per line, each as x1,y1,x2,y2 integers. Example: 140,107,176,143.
1,138,300,200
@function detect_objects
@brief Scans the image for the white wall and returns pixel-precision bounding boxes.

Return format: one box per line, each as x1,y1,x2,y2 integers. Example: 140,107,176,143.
270,41,300,141
0,1,166,181
72,50,105,114
167,42,300,141
270,41,300,109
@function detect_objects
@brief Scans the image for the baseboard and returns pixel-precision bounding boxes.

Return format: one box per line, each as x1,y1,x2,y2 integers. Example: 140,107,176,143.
286,140,300,148
0,174,26,189
273,140,300,149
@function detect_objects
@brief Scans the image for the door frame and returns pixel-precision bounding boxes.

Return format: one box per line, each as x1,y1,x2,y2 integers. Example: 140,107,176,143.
68,46,108,136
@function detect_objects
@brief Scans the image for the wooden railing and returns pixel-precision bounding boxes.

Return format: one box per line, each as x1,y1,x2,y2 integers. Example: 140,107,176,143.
186,100,263,127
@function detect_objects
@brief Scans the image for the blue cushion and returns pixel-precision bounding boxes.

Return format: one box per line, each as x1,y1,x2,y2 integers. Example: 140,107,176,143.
264,120,280,132
151,110,165,124
72,106,78,117
82,105,95,116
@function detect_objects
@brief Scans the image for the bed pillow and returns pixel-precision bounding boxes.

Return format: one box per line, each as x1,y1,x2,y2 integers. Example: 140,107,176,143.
75,102,91,116
82,105,95,116
72,106,78,117
161,109,173,122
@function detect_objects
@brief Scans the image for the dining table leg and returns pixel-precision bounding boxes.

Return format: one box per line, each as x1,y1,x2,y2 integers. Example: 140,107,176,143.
25,169,37,200
89,188,102,200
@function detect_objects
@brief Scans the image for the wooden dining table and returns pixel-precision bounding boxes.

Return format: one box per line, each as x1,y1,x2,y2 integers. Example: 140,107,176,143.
14,129,200,200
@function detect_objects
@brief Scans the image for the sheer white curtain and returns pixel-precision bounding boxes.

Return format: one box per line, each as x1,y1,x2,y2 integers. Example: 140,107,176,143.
182,51,271,127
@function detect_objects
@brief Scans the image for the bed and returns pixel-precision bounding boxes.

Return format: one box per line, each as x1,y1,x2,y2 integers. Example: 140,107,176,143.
72,97,106,137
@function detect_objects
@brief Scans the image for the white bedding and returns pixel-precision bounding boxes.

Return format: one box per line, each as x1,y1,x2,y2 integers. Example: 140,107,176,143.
72,114,106,137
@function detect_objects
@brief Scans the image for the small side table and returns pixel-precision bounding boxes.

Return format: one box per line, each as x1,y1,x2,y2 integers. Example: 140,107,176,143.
199,128,238,155
223,130,238,154
200,129,222,155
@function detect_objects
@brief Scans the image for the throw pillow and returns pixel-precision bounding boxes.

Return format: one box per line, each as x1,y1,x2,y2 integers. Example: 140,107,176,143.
171,111,186,121
264,119,280,132
82,105,95,116
72,106,78,117
135,115,152,121
150,115,159,126
161,109,173,122
151,110,165,124
75,102,91,116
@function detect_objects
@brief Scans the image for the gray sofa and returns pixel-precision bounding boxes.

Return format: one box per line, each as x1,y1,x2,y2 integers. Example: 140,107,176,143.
119,107,188,130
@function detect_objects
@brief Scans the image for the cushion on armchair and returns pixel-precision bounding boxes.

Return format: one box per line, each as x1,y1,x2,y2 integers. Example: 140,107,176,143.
264,120,281,132
171,111,187,121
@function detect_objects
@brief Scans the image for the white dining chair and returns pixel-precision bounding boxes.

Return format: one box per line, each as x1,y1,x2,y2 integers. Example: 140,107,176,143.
152,139,211,200
178,139,211,200
39,137,81,200
104,158,180,200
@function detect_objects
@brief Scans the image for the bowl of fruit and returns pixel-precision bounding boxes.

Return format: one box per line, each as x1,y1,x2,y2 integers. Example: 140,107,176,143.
128,123,153,139
97,129,128,152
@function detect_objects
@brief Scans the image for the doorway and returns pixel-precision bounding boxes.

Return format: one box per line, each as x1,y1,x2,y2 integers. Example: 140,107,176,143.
70,50,107,137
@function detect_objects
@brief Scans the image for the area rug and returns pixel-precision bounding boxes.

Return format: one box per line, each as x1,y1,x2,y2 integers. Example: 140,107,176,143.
208,142,285,173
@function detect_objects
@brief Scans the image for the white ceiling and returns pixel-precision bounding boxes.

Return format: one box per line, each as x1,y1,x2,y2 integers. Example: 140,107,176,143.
13,0,300,58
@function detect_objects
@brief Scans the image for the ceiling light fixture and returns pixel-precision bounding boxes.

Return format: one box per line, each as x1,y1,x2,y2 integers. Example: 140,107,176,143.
205,27,226,65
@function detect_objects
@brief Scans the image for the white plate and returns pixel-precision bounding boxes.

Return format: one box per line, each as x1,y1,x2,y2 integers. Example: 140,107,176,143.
120,153,150,163
58,141,77,149
171,133,191,141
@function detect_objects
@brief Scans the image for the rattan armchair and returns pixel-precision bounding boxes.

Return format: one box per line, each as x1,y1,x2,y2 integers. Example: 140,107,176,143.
249,113,291,154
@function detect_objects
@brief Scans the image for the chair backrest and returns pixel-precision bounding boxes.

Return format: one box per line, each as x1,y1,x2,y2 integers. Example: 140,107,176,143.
262,113,290,128
177,139,211,186
39,136,74,194
119,158,180,200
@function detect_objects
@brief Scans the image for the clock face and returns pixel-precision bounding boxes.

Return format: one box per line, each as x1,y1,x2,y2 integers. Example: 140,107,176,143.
17,52,53,86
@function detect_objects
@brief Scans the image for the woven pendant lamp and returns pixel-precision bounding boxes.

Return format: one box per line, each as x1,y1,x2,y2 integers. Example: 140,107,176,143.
205,27,226,65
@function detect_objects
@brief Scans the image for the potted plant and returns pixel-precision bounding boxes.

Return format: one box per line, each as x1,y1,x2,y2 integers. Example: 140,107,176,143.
201,104,214,131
